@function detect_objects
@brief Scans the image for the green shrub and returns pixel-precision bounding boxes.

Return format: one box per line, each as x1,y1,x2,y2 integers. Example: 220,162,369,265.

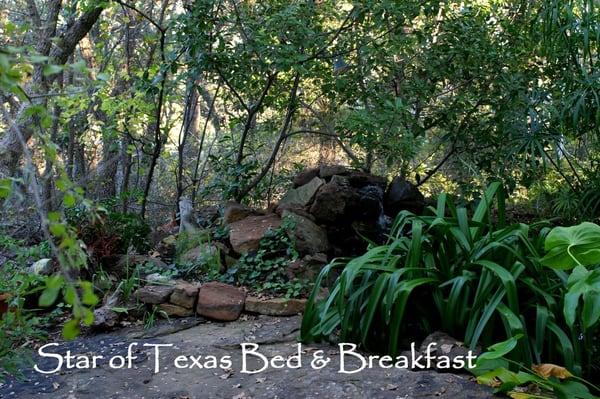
0,264,48,380
0,235,51,265
175,230,212,258
301,183,600,389
66,205,150,256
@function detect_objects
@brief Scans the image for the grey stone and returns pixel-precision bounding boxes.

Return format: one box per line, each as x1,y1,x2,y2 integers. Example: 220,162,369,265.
282,210,329,255
134,285,174,304
28,258,53,275
287,253,328,281
180,244,220,264
293,167,319,187
319,164,351,179
279,176,324,207
418,331,481,372
92,306,119,329
384,176,425,216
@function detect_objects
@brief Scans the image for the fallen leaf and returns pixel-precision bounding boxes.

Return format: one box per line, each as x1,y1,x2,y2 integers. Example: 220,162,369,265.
532,363,573,379
477,376,501,388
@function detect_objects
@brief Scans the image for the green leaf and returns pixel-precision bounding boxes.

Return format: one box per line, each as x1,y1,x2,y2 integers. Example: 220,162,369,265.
582,290,600,329
81,281,99,306
29,55,49,63
63,193,76,207
39,275,64,307
62,318,80,340
478,334,522,362
82,308,95,326
49,223,66,237
541,223,600,269
64,285,77,305
0,178,12,198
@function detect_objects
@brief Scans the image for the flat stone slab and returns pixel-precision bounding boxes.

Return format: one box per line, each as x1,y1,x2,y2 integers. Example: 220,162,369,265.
159,303,195,317
245,296,307,316
135,285,174,304
0,316,493,398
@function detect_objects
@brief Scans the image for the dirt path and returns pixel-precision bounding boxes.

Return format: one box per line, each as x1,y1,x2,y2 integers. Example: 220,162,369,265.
1,315,493,398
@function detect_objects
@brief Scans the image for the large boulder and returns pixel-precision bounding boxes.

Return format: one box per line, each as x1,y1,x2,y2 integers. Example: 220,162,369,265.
319,164,350,179
196,282,246,321
352,185,385,221
384,177,425,216
282,210,329,255
347,170,387,189
292,167,319,187
228,214,281,254
196,205,220,227
287,253,328,281
279,176,324,208
223,202,262,225
309,176,357,224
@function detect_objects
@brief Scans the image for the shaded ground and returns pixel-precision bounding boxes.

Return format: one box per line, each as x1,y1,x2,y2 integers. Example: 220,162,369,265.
1,315,493,398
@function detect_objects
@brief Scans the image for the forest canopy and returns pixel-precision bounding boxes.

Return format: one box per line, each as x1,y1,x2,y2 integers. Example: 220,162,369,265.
1,0,598,221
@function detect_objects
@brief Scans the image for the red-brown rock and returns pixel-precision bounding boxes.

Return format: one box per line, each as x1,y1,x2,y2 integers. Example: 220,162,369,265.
159,303,195,317
245,297,307,316
170,281,200,309
223,202,262,225
228,214,281,254
196,282,246,321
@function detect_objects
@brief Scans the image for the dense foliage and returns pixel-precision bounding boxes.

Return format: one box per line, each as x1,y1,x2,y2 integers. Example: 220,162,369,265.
301,183,600,395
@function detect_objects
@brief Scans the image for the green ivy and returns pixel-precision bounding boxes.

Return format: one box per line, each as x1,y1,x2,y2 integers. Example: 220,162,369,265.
225,217,309,298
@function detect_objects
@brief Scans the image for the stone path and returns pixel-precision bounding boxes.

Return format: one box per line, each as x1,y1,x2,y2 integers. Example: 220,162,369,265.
1,315,493,398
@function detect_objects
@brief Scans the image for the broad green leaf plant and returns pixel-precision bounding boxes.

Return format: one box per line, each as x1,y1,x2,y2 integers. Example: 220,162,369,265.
301,183,600,390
